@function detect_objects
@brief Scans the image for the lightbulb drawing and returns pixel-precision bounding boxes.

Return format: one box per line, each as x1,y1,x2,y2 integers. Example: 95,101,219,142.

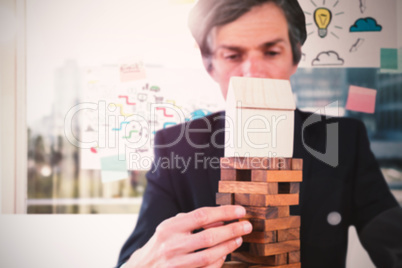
314,8,332,38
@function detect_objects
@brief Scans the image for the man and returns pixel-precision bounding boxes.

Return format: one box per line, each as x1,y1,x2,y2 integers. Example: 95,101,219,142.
117,1,401,267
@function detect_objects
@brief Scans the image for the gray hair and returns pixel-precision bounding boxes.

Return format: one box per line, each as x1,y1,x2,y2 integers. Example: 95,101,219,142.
188,0,307,72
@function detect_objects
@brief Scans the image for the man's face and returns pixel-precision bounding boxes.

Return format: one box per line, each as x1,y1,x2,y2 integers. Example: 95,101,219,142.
209,2,298,99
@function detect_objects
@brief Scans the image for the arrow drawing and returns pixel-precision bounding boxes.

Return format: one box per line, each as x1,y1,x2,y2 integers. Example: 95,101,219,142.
163,122,176,129
112,103,133,116
157,107,174,118
112,121,129,131
166,99,182,109
166,99,176,106
123,130,139,139
118,95,136,105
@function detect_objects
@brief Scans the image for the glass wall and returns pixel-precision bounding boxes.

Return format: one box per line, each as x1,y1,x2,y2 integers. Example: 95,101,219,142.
26,0,223,213
26,0,402,213
291,68,402,203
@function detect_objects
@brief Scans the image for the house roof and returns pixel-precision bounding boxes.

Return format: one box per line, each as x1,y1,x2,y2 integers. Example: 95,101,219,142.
227,76,296,110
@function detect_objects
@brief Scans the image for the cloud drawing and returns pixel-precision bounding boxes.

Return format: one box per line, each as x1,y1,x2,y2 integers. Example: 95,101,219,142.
312,51,344,66
350,17,382,32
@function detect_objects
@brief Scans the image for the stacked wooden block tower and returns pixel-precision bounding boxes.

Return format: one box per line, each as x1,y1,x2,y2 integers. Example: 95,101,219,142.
219,77,302,267
217,156,302,268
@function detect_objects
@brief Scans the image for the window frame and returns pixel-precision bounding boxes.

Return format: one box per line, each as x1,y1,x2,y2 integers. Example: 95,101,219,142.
0,0,27,214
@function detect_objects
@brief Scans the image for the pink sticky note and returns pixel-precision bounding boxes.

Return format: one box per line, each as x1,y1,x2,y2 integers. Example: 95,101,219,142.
120,62,146,82
345,85,377,113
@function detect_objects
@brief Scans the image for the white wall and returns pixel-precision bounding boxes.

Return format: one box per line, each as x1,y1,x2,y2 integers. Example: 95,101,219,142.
0,215,374,268
0,215,137,268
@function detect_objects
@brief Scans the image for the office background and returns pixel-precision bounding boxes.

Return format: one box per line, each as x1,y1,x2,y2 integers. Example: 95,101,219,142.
11,0,402,214
0,0,401,267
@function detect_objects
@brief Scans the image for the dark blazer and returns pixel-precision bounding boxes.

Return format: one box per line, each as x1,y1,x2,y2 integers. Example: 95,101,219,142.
117,109,399,267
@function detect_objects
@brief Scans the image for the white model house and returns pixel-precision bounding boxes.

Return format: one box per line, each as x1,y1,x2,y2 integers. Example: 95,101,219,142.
225,76,296,158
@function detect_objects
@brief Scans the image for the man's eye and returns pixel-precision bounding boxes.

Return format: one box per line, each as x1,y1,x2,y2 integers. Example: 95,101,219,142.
265,51,280,56
224,53,241,60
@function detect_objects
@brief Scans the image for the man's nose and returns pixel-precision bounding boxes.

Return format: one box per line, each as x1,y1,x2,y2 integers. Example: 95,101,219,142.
241,55,267,78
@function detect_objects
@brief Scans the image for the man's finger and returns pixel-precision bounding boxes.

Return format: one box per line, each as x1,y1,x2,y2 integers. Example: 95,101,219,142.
168,205,246,232
202,221,224,229
184,221,252,252
175,236,243,267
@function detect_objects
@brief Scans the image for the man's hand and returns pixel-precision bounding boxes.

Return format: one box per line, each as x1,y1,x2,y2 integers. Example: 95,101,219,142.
125,205,252,268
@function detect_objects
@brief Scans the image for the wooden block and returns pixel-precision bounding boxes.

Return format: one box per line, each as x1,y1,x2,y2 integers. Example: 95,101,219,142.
265,158,292,170
221,169,252,181
235,193,299,206
288,251,300,264
249,240,300,256
278,183,300,194
276,253,288,266
219,181,278,195
278,158,292,170
249,216,301,232
249,263,301,268
220,157,293,170
235,193,266,207
243,230,276,243
232,252,287,265
251,170,302,183
291,159,303,170
216,193,234,205
278,206,290,218
289,183,300,194
222,261,250,268
221,169,237,181
221,157,272,170
243,206,288,219
277,228,300,242
266,158,280,170
244,206,279,219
